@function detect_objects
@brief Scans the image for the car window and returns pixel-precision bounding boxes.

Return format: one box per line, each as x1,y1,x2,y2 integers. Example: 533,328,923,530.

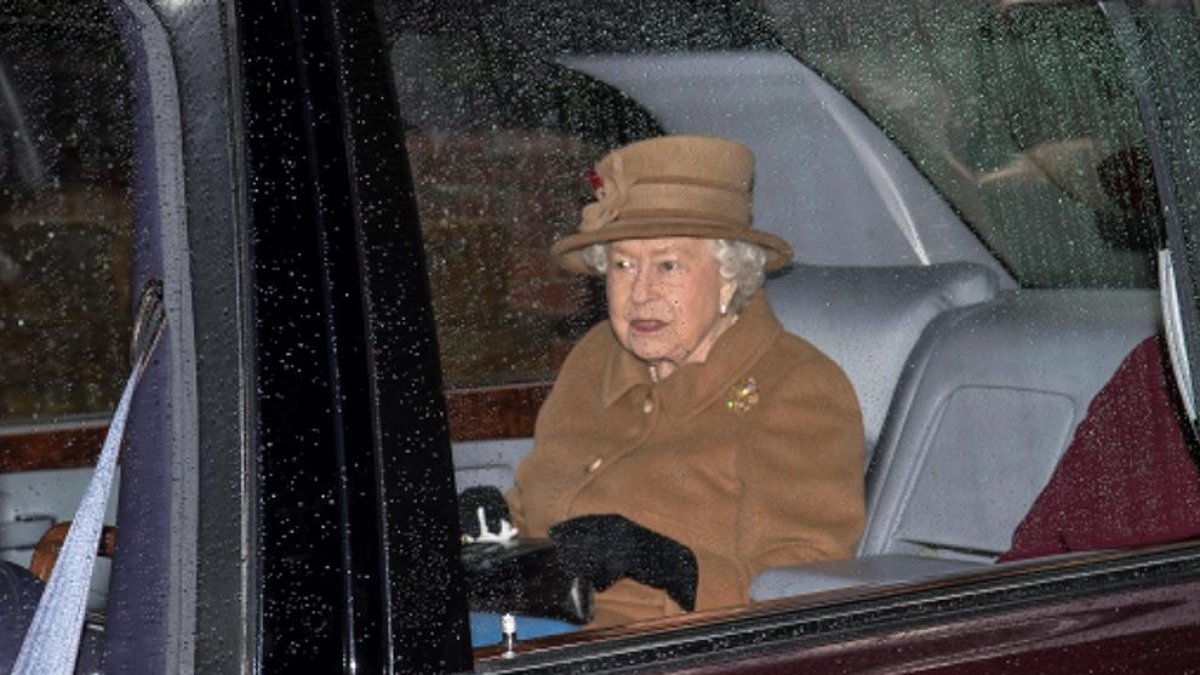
0,5,133,431
384,0,1168,408
388,52,657,389
0,0,131,605
381,2,775,391
374,0,1200,661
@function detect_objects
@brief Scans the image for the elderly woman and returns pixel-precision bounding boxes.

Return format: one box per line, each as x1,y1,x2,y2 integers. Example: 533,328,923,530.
464,135,865,628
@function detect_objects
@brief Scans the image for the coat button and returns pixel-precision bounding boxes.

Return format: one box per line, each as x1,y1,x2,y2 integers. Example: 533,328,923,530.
642,398,654,414
588,457,603,472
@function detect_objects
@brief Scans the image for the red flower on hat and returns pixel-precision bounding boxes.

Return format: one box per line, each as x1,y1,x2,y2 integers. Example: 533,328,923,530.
581,155,626,232
587,169,604,191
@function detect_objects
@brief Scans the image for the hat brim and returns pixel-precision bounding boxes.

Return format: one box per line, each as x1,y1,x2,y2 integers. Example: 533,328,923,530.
551,218,793,275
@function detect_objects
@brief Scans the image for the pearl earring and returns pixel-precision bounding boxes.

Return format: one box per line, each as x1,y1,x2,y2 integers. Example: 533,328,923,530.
719,302,728,316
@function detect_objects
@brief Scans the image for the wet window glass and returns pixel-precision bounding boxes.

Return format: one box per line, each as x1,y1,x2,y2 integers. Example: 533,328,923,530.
0,0,130,622
373,0,1200,652
379,2,775,388
0,4,132,426
770,1,1162,288
381,0,1173,396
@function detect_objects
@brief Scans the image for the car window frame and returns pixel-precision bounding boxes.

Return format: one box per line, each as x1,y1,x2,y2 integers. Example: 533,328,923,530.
99,0,200,671
1100,0,1200,428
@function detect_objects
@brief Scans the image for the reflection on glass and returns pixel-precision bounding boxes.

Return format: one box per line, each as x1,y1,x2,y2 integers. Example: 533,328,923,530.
769,1,1160,287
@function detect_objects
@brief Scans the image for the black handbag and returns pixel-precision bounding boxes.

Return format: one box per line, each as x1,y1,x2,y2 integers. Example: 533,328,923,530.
461,538,593,624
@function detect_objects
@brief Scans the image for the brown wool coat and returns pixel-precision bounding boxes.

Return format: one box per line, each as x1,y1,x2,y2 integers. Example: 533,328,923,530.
508,292,866,627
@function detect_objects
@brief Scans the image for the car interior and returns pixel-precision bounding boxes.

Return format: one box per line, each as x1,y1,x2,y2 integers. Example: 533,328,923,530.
454,268,1162,604
442,28,1179,640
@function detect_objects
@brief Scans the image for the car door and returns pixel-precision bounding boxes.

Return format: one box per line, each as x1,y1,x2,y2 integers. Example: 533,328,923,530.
14,0,1199,672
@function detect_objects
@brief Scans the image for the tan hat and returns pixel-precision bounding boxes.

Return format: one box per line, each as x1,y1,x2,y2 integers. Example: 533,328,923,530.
552,135,793,275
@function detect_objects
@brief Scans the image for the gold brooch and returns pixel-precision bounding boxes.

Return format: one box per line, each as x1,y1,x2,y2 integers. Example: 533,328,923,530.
726,377,760,413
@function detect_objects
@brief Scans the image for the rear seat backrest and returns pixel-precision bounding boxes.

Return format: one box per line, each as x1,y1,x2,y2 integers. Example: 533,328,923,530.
767,263,998,463
860,289,1160,561
453,438,536,492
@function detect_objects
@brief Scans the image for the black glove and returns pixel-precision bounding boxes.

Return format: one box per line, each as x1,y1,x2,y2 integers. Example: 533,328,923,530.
458,486,513,541
549,514,698,612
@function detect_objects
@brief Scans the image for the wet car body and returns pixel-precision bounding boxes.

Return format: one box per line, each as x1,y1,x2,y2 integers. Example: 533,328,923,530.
3,0,1200,673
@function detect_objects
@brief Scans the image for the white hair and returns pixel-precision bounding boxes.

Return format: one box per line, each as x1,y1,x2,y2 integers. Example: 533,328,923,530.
581,238,767,314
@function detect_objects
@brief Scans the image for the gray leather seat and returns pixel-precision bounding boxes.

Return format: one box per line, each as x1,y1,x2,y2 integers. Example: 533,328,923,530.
453,438,535,493
767,263,999,463
752,289,1160,600
861,289,1160,559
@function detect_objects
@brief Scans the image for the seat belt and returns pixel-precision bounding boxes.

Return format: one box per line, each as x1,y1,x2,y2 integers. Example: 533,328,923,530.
13,281,165,675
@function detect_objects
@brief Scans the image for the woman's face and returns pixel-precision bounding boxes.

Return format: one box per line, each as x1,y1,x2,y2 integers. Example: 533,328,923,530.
606,237,736,376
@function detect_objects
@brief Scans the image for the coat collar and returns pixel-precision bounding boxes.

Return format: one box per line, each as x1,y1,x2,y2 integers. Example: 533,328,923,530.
600,291,783,418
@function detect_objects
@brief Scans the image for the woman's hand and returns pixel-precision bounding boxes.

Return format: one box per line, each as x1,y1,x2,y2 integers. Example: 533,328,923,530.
549,514,698,611
458,486,517,543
